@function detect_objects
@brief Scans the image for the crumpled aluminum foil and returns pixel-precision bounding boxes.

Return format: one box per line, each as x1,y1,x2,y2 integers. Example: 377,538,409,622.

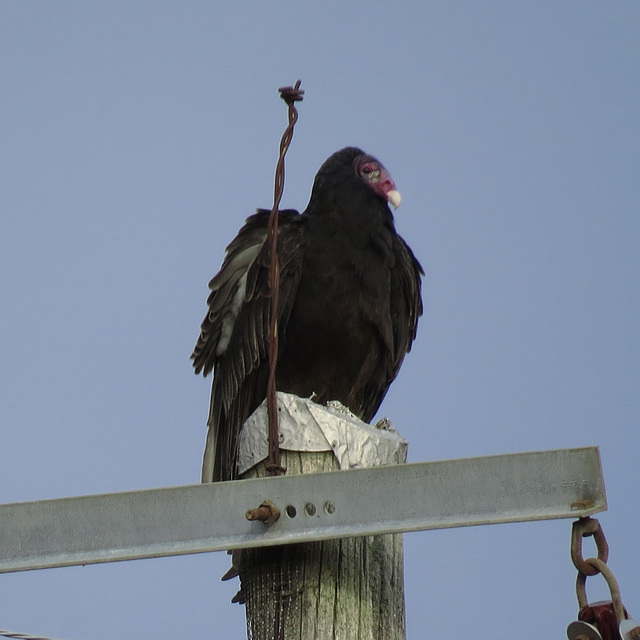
237,392,408,475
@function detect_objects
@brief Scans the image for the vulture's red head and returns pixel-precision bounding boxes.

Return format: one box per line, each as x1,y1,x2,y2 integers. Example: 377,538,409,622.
309,147,402,211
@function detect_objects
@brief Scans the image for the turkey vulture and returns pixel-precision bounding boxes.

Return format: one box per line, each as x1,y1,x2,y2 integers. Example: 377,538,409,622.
192,147,423,482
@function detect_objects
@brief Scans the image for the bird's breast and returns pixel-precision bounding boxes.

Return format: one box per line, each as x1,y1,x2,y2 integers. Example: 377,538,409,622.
274,226,392,414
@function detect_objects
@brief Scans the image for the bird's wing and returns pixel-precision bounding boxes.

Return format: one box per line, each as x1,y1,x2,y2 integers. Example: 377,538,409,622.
192,209,306,481
389,234,424,374
359,232,423,420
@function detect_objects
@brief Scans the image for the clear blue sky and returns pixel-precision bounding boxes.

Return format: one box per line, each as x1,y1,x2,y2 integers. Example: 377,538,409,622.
1,2,639,638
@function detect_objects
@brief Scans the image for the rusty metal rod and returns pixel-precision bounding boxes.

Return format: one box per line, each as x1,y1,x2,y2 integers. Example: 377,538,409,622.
265,80,304,477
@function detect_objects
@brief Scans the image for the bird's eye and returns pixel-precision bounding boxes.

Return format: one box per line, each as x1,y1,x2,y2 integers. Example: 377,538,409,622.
360,164,380,182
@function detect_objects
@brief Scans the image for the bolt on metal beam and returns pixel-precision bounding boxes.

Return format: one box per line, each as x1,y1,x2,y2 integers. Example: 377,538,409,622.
0,446,605,574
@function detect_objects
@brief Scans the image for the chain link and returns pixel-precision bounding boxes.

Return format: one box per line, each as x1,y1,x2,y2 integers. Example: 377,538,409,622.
575,557,626,622
571,516,609,576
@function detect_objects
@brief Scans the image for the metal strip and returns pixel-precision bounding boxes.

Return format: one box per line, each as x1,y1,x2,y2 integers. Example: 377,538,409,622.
0,447,605,573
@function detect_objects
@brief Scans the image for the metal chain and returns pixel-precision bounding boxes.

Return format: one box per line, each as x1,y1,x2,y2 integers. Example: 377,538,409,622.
265,80,304,477
571,516,638,634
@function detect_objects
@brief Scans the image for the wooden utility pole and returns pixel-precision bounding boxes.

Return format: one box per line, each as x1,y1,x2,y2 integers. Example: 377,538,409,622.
238,87,406,637
237,394,407,640
241,452,405,640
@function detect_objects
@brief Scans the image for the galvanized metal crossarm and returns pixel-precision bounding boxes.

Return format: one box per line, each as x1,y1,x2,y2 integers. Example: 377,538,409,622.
0,446,605,574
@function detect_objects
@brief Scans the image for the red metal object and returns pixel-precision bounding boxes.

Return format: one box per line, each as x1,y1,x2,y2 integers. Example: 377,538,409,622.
579,602,628,640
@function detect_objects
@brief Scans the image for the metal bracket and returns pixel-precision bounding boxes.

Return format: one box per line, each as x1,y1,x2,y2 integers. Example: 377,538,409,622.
0,446,605,574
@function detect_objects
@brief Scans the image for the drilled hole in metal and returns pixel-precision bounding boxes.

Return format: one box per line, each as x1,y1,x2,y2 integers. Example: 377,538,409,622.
285,505,297,518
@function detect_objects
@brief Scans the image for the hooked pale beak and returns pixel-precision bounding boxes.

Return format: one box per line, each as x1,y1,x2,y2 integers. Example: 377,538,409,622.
386,189,402,210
